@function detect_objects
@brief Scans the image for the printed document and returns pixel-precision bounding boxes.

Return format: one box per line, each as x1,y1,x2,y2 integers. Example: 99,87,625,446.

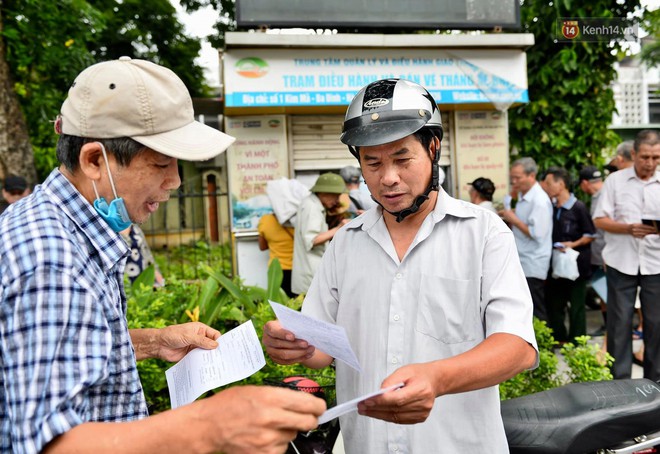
269,301,362,372
318,383,405,424
166,319,265,409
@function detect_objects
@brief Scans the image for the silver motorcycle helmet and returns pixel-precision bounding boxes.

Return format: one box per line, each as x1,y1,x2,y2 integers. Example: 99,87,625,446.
340,79,444,223
340,78,443,155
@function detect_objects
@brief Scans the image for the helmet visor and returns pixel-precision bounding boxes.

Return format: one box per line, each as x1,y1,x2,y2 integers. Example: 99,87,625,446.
340,109,431,147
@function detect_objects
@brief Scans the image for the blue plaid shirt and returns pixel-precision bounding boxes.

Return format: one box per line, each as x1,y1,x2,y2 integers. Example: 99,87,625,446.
0,169,148,453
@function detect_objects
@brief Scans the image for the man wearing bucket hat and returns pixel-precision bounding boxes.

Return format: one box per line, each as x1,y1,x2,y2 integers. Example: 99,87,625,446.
291,172,349,295
0,58,324,454
264,78,537,453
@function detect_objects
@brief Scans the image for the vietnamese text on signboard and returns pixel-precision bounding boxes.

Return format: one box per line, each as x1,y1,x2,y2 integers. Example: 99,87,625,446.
454,111,509,203
224,49,528,108
226,115,289,231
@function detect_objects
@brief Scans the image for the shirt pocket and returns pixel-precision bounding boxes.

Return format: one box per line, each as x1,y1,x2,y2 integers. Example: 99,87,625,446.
415,274,479,344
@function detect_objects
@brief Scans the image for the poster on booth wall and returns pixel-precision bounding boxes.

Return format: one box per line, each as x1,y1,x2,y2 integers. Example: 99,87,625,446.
454,111,509,205
226,115,289,231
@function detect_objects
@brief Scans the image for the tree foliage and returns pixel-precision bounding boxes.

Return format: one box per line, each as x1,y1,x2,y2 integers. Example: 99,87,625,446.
1,0,208,181
178,0,236,49
509,0,641,176
641,7,660,68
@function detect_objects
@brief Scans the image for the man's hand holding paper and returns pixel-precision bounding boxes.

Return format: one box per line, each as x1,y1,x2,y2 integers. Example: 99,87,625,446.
265,301,362,372
357,363,439,425
262,319,321,365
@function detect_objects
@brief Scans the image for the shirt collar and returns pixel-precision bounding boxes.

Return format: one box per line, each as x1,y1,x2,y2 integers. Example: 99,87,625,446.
347,188,476,232
622,166,660,183
42,169,129,272
557,193,577,210
519,182,541,201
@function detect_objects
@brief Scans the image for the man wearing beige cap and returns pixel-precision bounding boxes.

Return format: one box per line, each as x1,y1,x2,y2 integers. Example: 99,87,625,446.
0,58,324,454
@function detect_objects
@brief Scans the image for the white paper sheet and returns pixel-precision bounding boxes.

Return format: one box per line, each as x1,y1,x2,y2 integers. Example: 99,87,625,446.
269,301,362,372
318,382,405,425
166,319,266,409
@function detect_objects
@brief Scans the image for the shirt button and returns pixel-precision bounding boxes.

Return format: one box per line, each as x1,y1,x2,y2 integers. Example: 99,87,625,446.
392,357,398,364
393,315,400,321
393,446,399,452
395,273,402,279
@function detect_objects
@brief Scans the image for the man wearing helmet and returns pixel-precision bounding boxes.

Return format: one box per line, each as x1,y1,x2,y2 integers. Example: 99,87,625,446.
264,79,538,453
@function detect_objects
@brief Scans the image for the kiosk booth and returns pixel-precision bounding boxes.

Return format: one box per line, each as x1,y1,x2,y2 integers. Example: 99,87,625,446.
222,32,534,286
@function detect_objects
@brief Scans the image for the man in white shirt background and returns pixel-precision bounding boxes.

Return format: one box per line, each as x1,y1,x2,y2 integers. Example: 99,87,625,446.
499,157,554,322
593,129,660,381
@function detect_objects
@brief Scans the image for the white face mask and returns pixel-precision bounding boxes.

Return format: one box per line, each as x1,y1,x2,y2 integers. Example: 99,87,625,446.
91,142,132,232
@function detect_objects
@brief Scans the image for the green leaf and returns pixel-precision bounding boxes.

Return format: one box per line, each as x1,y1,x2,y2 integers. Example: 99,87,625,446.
266,258,284,303
197,276,220,322
205,291,232,326
131,265,156,293
203,265,256,311
221,306,247,323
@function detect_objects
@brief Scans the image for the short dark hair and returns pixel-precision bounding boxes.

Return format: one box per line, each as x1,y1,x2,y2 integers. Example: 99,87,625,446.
545,166,571,189
634,130,660,153
56,134,146,172
412,128,438,152
470,177,496,201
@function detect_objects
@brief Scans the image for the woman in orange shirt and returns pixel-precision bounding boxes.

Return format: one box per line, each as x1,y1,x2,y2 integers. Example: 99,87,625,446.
258,213,296,298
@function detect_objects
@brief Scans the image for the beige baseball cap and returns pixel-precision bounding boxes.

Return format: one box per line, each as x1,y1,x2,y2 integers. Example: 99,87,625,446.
59,56,235,161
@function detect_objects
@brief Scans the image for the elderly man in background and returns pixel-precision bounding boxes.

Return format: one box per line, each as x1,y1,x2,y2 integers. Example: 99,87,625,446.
605,140,634,173
499,157,553,321
593,129,660,381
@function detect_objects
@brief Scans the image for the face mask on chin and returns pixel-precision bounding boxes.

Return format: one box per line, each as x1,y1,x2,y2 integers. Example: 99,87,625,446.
91,142,132,232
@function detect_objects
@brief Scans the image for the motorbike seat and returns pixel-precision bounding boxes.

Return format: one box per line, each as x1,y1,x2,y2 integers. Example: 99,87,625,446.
502,378,660,454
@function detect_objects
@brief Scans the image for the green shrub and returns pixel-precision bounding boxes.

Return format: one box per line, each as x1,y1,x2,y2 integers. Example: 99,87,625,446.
561,336,613,383
126,259,332,414
499,318,613,400
153,240,232,281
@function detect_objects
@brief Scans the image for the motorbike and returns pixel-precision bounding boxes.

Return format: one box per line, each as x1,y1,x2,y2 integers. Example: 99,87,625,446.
502,378,660,454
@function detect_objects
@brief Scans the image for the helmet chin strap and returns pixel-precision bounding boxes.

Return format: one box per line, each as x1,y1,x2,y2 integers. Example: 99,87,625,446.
381,188,432,223
372,136,441,223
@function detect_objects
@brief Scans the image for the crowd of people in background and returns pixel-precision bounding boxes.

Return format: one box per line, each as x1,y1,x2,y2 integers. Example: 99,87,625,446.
465,129,659,383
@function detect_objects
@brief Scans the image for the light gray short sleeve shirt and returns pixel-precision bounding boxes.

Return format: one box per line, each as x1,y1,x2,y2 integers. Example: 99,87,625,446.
512,182,553,279
302,189,538,454
593,167,660,275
